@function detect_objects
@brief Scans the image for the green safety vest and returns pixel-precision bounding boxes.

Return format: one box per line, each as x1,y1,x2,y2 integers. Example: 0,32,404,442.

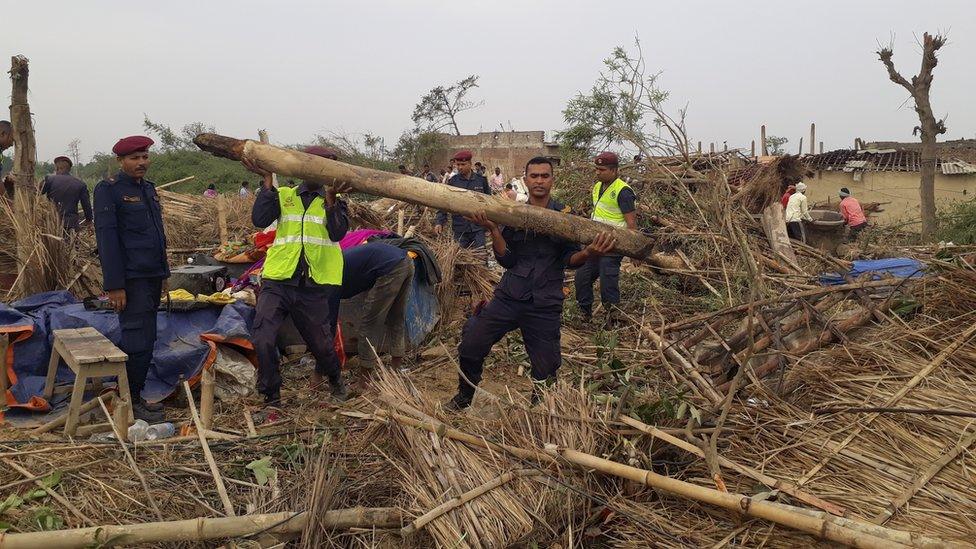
591,178,632,228
262,186,343,285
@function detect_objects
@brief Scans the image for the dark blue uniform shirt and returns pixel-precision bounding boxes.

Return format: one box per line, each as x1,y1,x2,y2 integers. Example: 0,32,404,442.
251,182,349,288
494,199,581,308
339,242,408,299
435,171,491,234
94,172,169,291
42,174,92,230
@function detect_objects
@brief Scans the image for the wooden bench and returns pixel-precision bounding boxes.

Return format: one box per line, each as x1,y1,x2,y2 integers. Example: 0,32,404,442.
43,327,133,436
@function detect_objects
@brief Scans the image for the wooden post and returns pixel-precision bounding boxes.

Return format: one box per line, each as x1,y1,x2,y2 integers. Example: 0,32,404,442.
751,140,756,157
697,141,702,154
819,141,824,154
396,209,405,235
199,365,215,430
798,137,804,155
216,193,228,244
760,125,768,156
194,134,656,259
113,396,130,442
709,142,715,153
9,55,38,284
257,129,278,188
810,123,816,155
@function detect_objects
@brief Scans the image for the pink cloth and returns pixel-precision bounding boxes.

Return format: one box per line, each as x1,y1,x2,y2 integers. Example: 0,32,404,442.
203,189,218,198
489,174,505,192
339,228,392,249
840,196,867,227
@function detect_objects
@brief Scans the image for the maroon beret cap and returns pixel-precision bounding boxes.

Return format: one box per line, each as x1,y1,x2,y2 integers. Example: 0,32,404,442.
112,136,154,156
594,152,619,166
53,155,72,166
452,150,473,161
303,146,339,160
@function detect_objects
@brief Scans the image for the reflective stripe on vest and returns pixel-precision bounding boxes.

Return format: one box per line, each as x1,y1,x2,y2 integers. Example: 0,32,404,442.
262,186,343,285
591,178,631,228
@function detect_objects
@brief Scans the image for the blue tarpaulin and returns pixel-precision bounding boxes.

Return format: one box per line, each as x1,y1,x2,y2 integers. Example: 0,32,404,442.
819,258,925,286
1,291,254,411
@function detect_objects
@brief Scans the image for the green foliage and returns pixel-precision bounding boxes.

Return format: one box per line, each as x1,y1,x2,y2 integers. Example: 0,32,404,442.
560,38,681,156
0,494,24,515
764,135,789,156
246,456,277,486
31,507,63,531
73,149,257,193
412,75,482,135
143,116,216,151
393,130,445,169
937,198,976,244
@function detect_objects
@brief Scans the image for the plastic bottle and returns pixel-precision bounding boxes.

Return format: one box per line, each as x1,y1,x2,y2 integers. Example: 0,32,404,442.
127,419,150,442
146,422,176,441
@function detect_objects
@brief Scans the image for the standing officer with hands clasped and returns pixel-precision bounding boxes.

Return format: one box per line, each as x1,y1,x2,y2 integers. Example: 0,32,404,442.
93,136,169,422
435,150,492,252
574,152,638,325
245,146,354,407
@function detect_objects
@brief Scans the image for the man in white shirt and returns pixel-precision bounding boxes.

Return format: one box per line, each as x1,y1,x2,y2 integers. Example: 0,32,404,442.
239,181,251,198
784,182,813,242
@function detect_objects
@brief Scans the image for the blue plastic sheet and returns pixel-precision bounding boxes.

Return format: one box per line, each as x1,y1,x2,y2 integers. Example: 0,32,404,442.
1,291,254,408
819,258,925,286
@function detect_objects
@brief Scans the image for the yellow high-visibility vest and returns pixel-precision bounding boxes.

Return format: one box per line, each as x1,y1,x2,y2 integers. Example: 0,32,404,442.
262,186,343,285
591,178,632,228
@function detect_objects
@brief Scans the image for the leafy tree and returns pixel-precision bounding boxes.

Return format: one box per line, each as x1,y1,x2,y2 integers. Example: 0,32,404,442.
411,75,483,135
142,116,215,151
560,38,689,160
764,135,789,156
393,129,445,169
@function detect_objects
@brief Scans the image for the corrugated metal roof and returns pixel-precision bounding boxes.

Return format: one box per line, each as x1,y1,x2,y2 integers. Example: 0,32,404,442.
941,160,976,175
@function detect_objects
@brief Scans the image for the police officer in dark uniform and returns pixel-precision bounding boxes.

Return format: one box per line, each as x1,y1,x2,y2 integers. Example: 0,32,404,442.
434,150,492,250
93,136,169,422
42,156,92,232
444,157,616,410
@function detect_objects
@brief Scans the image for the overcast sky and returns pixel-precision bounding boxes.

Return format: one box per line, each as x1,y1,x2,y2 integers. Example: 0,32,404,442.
6,0,974,163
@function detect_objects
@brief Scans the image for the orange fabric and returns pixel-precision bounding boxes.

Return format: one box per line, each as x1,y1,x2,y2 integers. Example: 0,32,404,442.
2,324,52,413
840,196,867,227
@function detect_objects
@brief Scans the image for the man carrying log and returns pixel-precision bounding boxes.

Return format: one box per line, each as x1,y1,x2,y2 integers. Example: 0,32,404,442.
444,157,616,411
434,150,492,252
93,136,168,422
41,156,92,232
574,152,638,325
245,146,353,405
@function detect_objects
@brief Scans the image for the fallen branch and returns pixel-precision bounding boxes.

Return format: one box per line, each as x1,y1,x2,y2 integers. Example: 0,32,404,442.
0,507,402,549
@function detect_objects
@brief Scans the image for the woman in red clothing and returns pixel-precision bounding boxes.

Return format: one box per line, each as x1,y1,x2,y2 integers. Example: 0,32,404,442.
780,184,796,209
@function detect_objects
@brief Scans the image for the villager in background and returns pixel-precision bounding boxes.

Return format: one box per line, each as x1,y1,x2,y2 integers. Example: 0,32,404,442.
93,135,168,422
239,180,251,198
398,164,412,176
445,157,616,411
785,181,813,242
575,151,637,324
780,183,796,209
434,150,492,253
420,163,437,183
41,155,92,232
839,187,868,240
329,242,415,370
489,166,505,193
247,145,352,406
203,183,218,198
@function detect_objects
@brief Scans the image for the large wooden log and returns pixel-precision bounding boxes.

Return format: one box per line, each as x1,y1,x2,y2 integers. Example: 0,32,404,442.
193,133,656,259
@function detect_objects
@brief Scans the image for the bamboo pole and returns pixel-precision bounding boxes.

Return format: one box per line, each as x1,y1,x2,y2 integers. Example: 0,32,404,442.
0,507,402,549
31,395,107,434
183,381,235,517
257,129,278,188
1,458,95,527
544,445,953,549
216,193,228,245
193,134,656,259
378,411,952,548
199,365,215,430
96,397,164,521
154,175,196,191
619,416,846,516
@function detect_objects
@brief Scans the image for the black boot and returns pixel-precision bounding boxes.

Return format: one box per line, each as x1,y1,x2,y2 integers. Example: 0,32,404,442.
443,393,472,412
329,375,349,402
132,399,165,423
141,399,164,413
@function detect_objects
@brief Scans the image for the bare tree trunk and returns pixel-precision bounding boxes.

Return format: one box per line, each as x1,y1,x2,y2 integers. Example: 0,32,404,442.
194,133,657,259
877,32,947,241
9,55,39,282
